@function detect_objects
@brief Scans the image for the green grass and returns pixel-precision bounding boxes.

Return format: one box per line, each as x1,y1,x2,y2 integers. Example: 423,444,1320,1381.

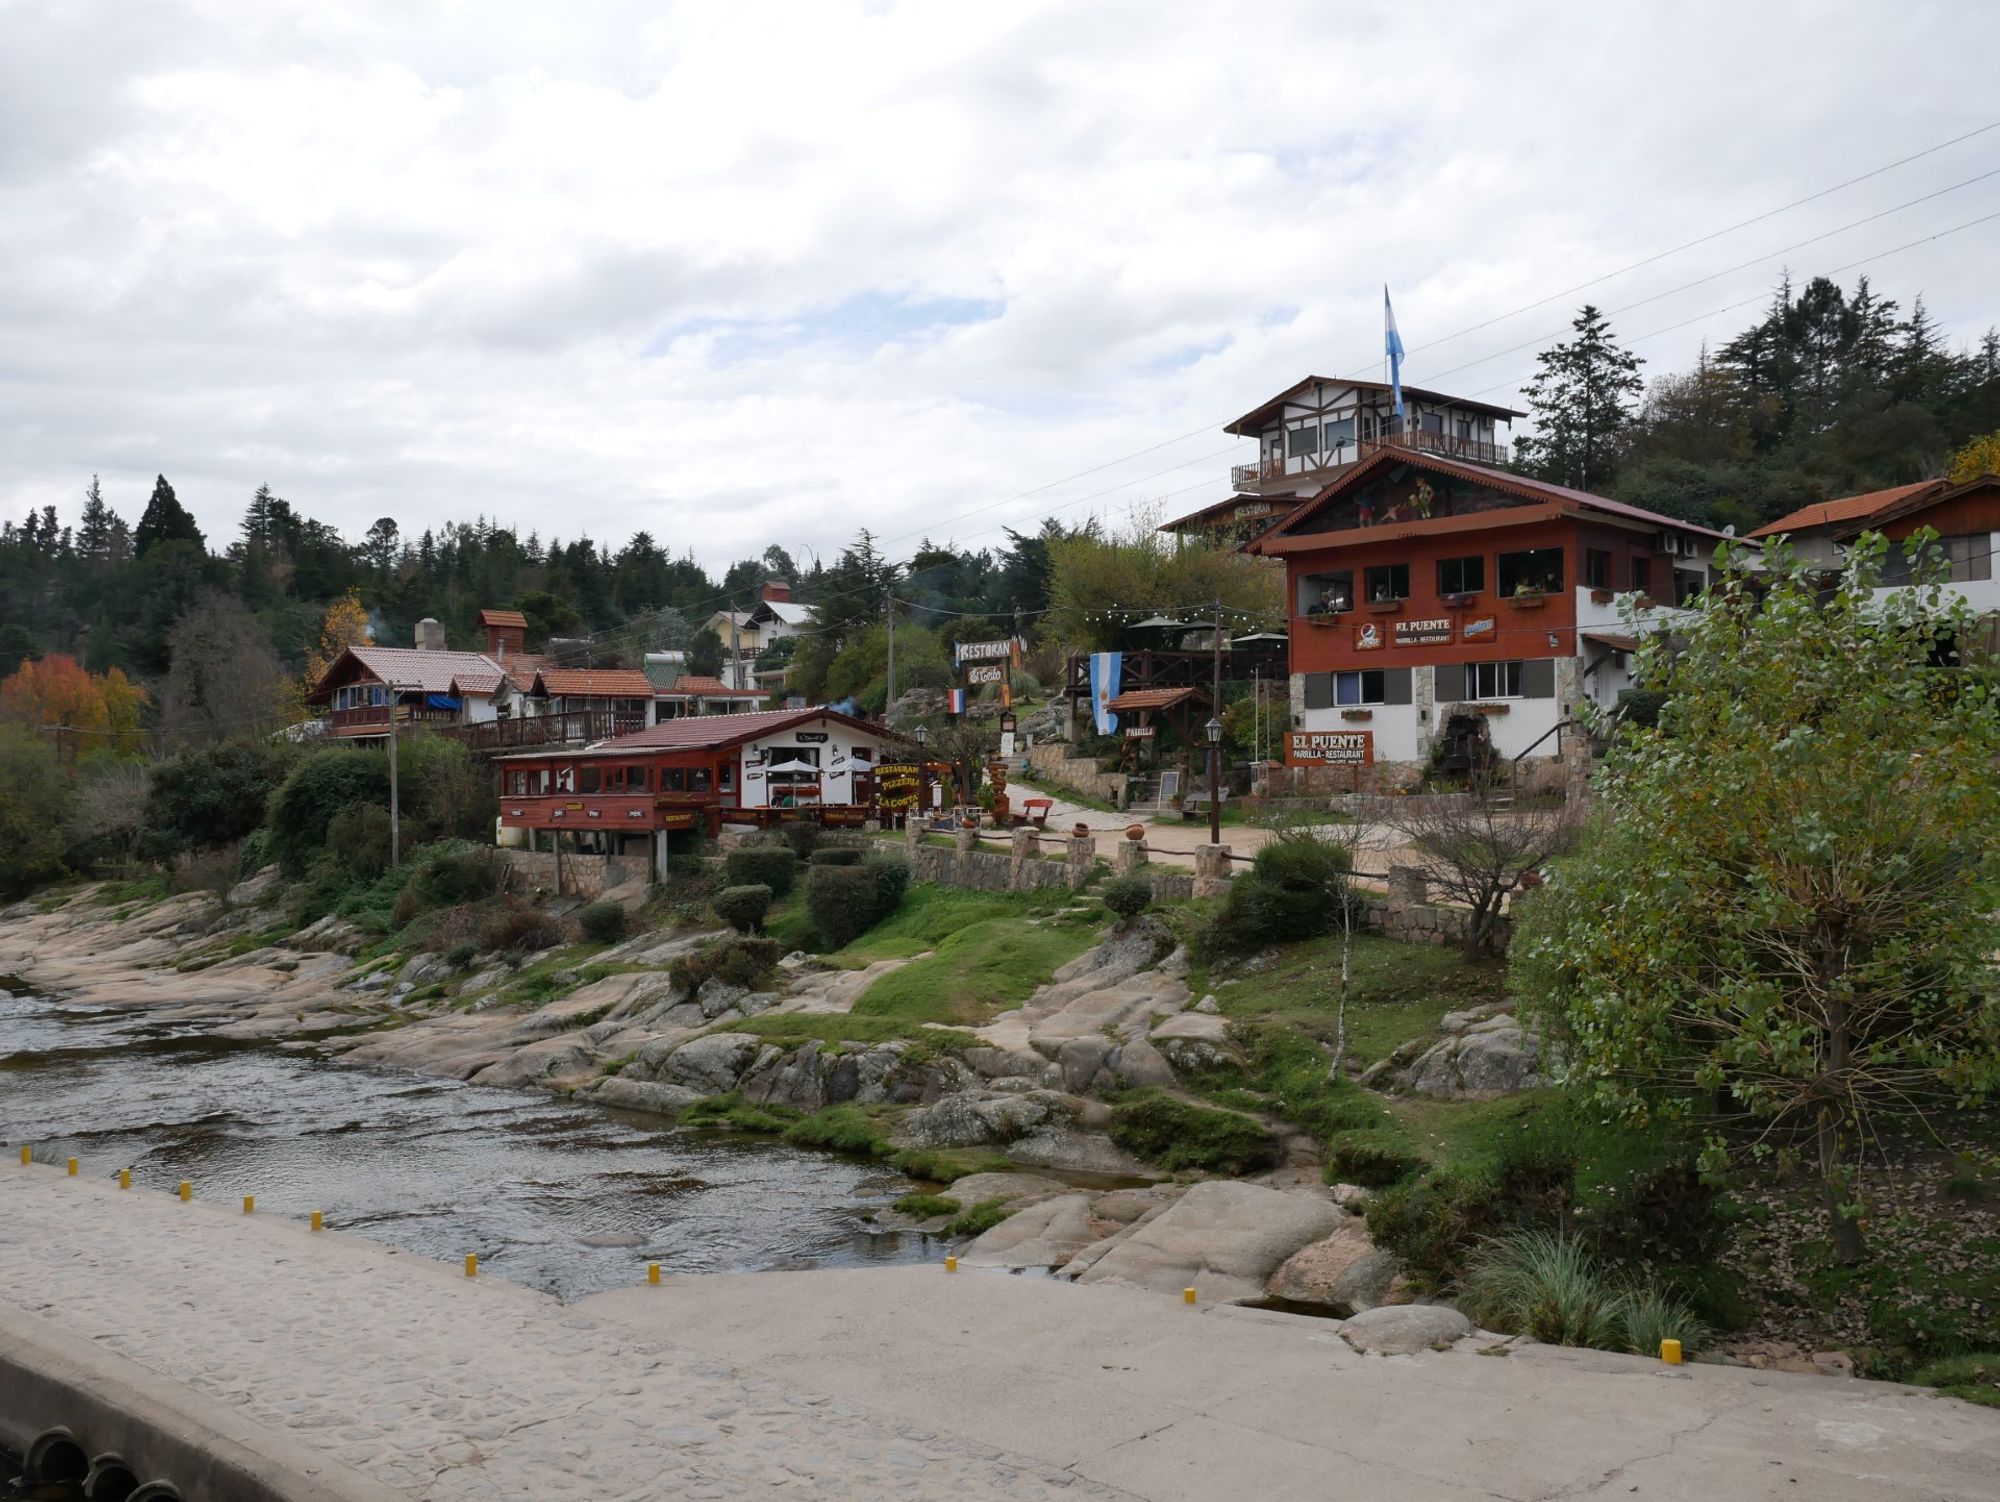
889,1147,1015,1184
848,887,1100,1025
681,1092,801,1134
1107,1090,1280,1174
1911,1353,2000,1408
781,1104,891,1157
945,1198,1015,1237
723,1014,978,1053
892,1192,962,1218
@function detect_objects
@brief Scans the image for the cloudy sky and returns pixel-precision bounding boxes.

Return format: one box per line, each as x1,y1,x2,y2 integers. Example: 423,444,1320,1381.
2,0,1996,572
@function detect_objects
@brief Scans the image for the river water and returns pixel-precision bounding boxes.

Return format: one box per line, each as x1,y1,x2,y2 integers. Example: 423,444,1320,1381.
0,991,935,1301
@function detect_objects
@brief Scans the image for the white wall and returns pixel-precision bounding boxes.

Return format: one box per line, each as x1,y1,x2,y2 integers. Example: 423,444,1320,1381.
739,722,889,808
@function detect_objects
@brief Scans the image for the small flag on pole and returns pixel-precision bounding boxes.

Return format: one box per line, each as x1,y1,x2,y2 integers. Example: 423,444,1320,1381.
1384,286,1406,422
946,688,967,715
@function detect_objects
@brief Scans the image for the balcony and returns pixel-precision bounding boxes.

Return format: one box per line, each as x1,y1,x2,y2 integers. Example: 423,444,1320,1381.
1232,432,1512,492
449,710,646,754
328,704,462,737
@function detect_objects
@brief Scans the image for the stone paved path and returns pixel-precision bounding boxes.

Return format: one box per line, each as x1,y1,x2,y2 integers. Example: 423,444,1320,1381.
0,1165,1129,1500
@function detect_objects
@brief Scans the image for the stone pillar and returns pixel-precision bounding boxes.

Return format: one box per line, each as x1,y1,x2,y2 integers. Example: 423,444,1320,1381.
1387,864,1429,909
1113,834,1148,876
905,815,922,849
1010,826,1037,892
954,826,978,856
1066,833,1097,890
1193,842,1232,899
1414,663,1437,762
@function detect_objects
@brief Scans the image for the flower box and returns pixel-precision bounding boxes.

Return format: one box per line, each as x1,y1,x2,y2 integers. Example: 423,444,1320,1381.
1340,709,1374,722
1471,702,1511,716
1364,599,1404,614
1505,593,1548,611
1441,592,1478,608
1590,588,1616,605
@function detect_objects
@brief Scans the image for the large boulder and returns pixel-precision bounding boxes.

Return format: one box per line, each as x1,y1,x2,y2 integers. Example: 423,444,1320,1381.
1338,1304,1470,1355
1265,1224,1409,1315
650,1032,767,1094
585,1077,707,1116
899,1089,1068,1149
1075,1181,1347,1302
961,1194,1099,1269
1364,1008,1544,1098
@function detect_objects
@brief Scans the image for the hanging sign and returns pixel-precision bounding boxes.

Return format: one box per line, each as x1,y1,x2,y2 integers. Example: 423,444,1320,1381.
1287,730,1374,767
955,637,1023,665
795,731,829,743
1394,618,1452,647
1124,725,1156,740
1462,617,1496,641
999,711,1017,734
965,664,1006,685
658,811,698,829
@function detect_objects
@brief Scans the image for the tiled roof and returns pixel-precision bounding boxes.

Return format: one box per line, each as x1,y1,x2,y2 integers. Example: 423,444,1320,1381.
658,675,764,698
340,647,507,696
1746,481,1944,540
585,707,897,754
450,670,506,695
532,668,657,698
477,609,530,629
1106,687,1203,713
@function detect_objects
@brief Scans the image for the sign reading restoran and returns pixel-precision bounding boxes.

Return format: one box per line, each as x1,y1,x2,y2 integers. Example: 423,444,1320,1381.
954,637,1022,664
1286,730,1374,767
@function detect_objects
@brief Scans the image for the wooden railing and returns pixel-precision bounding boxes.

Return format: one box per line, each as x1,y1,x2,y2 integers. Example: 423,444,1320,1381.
328,705,461,735
448,710,643,754
1063,647,1290,704
1232,432,1511,489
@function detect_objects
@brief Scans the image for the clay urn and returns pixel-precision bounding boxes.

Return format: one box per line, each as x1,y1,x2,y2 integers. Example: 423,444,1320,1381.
1072,821,1090,838
1125,823,1146,842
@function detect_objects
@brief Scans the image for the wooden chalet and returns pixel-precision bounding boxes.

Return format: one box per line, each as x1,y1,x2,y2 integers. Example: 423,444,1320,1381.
494,707,912,864
310,635,512,741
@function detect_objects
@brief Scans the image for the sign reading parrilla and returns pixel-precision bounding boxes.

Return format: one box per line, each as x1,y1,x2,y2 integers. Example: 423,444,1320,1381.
1286,730,1374,767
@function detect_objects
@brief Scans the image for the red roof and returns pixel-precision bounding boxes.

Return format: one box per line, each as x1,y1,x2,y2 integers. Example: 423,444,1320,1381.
532,668,657,698
496,706,905,759
449,670,506,695
1246,445,1738,555
478,608,530,629
1107,687,1204,712
1746,480,1944,540
315,646,507,698
658,674,764,698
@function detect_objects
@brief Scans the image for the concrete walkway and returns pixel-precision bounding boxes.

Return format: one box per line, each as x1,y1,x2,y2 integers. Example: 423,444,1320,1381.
5,1166,1997,1500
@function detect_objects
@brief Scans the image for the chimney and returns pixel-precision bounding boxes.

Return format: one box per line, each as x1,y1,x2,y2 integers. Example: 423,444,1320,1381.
760,580,792,603
414,618,447,652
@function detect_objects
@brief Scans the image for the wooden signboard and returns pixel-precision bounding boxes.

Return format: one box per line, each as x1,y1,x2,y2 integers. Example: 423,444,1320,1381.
1286,730,1374,767
1124,725,1156,739
965,663,1006,685
875,762,921,813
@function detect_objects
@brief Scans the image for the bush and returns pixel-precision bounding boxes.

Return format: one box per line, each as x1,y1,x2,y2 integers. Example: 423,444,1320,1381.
1100,876,1153,920
137,741,296,864
1107,1092,1278,1174
578,901,628,943
864,853,910,913
806,865,877,949
1328,1129,1429,1188
265,748,390,876
393,843,502,926
669,936,781,996
780,822,821,860
1621,1284,1713,1360
782,1105,888,1156
809,847,863,867
395,734,497,846
713,883,773,934
1464,1232,1626,1349
1365,1170,1510,1287
724,845,799,898
481,901,564,956
444,940,480,970
324,802,394,881
1203,832,1353,954
237,828,272,877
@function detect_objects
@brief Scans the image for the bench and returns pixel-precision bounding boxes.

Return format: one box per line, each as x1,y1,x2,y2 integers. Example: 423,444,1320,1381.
1018,798,1053,829
1180,790,1229,821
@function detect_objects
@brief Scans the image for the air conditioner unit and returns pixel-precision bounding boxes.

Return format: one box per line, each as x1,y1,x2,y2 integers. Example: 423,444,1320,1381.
1653,531,1676,554
1655,531,1697,558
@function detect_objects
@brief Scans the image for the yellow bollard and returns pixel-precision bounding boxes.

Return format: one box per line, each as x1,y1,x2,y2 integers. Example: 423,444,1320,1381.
243,1195,255,1215
310,1210,323,1232
119,1169,131,1190
18,1145,28,1165
647,1263,660,1285
1184,1287,1197,1305
945,1255,958,1273
1660,1339,1683,1366
178,1181,191,1202
67,1157,77,1177
465,1253,478,1279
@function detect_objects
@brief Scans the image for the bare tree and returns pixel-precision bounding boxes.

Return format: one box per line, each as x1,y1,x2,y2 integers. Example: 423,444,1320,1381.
161,592,289,745
1382,776,1582,959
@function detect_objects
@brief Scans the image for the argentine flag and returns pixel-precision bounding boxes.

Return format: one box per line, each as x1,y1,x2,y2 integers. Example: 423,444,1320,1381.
1384,286,1406,421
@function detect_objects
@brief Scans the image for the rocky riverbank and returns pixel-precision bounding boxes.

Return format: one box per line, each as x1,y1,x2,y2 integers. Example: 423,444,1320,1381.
0,871,1535,1318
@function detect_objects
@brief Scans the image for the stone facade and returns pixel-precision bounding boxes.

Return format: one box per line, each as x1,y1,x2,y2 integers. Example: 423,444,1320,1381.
496,849,646,900
1024,742,1128,807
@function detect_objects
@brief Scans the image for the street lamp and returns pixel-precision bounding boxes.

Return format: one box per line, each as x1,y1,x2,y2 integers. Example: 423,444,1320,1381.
913,724,930,827
1204,715,1223,846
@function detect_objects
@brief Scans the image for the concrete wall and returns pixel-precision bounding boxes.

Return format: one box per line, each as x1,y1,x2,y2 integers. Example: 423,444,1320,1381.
497,849,647,900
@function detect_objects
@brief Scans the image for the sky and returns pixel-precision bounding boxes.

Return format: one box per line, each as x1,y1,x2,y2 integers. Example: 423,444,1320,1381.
2,0,1997,574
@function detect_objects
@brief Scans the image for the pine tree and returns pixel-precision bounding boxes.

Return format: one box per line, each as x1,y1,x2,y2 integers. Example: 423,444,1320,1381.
133,475,205,557
1514,305,1645,491
77,476,121,564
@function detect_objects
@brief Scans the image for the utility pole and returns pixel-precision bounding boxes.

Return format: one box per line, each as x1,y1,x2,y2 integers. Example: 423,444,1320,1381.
884,595,896,716
1209,598,1224,848
729,604,742,692
387,682,406,867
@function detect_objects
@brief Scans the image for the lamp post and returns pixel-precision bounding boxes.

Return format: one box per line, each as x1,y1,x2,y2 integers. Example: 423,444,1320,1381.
1205,715,1222,846
914,723,930,828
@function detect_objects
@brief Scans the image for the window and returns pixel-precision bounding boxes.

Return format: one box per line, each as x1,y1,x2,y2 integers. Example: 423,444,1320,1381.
1674,569,1705,607
1438,555,1485,596
690,767,714,793
1467,661,1524,699
1885,534,1993,585
578,766,601,793
1322,415,1357,452
1455,418,1473,441
660,768,685,793
1498,547,1564,597
1303,669,1410,709
1421,412,1444,436
1364,563,1410,602
1299,569,1353,615
553,766,575,793
1287,424,1319,458
1584,549,1611,589
506,769,529,796
1630,556,1652,593
1362,410,1391,442
767,746,820,769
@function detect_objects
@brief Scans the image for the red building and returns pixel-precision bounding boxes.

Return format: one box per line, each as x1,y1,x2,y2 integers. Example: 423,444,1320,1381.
495,707,912,868
1245,446,1733,781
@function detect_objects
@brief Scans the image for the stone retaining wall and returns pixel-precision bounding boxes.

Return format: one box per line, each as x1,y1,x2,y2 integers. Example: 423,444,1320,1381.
899,829,1196,903
497,849,646,900
1024,742,1128,807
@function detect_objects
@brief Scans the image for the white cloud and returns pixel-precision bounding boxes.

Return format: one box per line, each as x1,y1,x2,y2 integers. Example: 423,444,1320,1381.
0,0,1995,567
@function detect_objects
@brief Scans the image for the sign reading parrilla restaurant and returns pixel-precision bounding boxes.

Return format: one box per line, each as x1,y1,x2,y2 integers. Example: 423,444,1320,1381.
1286,730,1374,767
1393,617,1452,646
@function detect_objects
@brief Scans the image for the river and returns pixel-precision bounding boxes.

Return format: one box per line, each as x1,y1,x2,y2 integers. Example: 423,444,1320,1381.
0,990,934,1302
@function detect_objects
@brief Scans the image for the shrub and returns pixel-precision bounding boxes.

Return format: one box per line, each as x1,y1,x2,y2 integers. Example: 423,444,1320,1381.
1621,1285,1713,1360
137,741,296,863
864,853,911,913
669,936,781,996
1107,1092,1278,1174
1365,1170,1510,1287
945,1198,1013,1238
1464,1232,1627,1349
324,802,394,881
1100,876,1153,920
237,828,272,877
1203,831,1353,954
265,749,390,876
444,939,479,970
394,843,501,926
481,901,564,956
395,734,497,846
724,845,798,898
578,901,628,943
1328,1129,1428,1188
806,864,878,949
892,1192,961,1219
780,822,821,860
809,847,863,867
713,883,773,934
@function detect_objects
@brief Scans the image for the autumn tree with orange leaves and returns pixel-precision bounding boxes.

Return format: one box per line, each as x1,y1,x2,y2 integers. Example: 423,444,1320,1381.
0,654,148,760
292,588,373,719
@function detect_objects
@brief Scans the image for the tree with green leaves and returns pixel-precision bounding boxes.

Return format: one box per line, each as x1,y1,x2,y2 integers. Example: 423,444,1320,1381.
1515,305,1645,491
687,626,724,678
1515,536,2000,1262
133,474,204,556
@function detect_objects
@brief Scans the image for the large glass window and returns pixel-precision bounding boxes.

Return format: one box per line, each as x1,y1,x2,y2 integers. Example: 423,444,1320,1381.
1364,563,1410,602
1631,556,1652,593
1498,547,1565,597
1287,424,1319,458
1322,415,1357,451
578,766,601,793
1336,670,1386,706
1438,555,1485,596
1466,661,1524,699
1585,549,1611,589
1299,570,1353,615
1883,534,1993,585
